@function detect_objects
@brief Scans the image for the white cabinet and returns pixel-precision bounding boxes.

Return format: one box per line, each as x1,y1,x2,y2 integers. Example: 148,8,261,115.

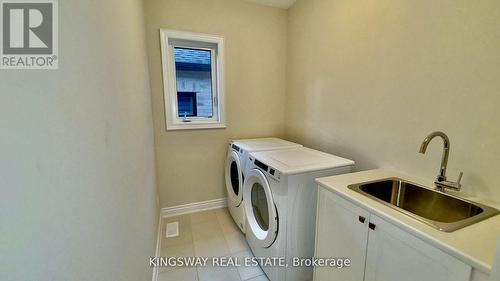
314,188,370,281
314,187,472,281
365,215,471,281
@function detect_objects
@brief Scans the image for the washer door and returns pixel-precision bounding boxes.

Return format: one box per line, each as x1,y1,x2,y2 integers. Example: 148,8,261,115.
225,150,243,207
243,168,278,248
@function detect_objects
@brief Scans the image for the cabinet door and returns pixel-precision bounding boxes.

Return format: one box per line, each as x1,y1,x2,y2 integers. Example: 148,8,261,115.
365,215,472,281
314,188,371,281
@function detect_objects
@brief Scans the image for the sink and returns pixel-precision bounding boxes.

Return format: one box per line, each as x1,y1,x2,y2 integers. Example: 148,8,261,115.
348,178,499,232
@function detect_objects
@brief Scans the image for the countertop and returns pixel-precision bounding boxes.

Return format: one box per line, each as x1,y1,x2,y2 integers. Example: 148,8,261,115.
315,169,500,274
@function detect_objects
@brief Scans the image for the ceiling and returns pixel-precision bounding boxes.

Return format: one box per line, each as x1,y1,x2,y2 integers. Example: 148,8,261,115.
244,0,297,9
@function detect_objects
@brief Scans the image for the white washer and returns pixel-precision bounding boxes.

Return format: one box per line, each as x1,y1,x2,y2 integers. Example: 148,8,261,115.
243,147,355,281
225,138,302,233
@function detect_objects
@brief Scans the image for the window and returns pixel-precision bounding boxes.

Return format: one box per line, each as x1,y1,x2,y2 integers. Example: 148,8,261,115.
160,30,225,130
177,92,198,117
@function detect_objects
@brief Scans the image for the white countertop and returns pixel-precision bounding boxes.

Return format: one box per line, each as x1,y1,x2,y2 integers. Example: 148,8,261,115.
315,169,500,274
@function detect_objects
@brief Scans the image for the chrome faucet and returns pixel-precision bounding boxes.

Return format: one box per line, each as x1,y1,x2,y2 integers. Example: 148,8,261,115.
419,131,463,191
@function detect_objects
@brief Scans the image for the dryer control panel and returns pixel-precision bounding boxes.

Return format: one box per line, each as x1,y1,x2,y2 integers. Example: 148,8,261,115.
231,144,245,157
248,156,281,181
231,144,241,152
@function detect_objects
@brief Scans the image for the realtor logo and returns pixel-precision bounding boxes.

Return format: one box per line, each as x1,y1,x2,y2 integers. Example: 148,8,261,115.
1,0,58,69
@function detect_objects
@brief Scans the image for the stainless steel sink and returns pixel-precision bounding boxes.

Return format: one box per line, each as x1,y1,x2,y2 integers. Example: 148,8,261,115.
348,178,499,232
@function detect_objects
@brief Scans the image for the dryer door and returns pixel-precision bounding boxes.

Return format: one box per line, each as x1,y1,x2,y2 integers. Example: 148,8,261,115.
225,150,243,207
243,168,278,248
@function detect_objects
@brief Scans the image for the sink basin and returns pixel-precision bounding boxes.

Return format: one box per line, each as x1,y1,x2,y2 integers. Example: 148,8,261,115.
348,178,499,232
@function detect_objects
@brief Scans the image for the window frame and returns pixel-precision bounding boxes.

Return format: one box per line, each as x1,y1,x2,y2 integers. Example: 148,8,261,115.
159,29,226,131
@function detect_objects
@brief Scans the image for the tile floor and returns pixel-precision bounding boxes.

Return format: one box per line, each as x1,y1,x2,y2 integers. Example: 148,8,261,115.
158,208,269,281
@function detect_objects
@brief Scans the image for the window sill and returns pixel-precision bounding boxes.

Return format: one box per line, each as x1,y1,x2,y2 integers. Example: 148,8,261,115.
166,122,226,131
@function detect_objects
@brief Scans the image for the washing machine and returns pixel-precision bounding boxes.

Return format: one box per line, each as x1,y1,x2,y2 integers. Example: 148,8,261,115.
243,147,355,281
225,138,302,233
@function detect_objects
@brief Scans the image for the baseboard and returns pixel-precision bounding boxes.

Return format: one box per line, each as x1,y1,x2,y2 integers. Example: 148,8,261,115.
160,198,228,218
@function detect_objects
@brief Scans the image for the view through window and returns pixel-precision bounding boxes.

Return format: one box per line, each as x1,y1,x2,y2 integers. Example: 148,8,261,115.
174,47,213,118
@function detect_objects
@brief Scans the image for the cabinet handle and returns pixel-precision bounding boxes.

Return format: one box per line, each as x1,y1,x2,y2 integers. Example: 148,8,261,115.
358,216,366,223
369,222,376,230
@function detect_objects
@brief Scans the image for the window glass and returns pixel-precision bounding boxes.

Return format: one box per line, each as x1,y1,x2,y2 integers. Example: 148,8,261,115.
230,161,240,195
177,92,197,116
251,183,269,231
174,47,213,118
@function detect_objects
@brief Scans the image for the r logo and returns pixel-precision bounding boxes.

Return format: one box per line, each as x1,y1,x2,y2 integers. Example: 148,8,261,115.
2,2,53,54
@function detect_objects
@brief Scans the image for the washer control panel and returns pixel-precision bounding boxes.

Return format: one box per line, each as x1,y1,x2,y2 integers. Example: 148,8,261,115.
248,156,281,181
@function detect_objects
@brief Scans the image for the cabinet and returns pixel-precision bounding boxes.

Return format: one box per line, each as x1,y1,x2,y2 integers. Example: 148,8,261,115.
314,187,370,281
314,187,472,281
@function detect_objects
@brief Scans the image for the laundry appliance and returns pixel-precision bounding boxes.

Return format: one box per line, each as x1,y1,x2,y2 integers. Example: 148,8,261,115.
243,147,354,281
225,138,302,233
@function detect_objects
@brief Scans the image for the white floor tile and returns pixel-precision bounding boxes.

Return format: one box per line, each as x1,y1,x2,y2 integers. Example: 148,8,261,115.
245,274,269,281
191,210,218,225
194,236,230,257
158,267,198,281
192,221,224,241
224,231,249,254
163,216,193,247
217,209,242,235
161,242,195,258
197,265,241,281
157,209,266,281
160,243,196,272
165,214,191,224
232,250,264,281
215,208,233,221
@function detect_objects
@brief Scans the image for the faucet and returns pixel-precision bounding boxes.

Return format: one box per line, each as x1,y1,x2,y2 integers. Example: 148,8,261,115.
419,131,463,191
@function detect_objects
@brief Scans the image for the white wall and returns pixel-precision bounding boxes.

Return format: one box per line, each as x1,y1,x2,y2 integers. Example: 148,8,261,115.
144,0,288,208
286,0,500,201
0,1,158,281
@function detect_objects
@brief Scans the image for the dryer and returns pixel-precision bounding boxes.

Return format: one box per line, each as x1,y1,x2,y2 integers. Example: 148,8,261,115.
242,147,354,281
225,138,302,233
